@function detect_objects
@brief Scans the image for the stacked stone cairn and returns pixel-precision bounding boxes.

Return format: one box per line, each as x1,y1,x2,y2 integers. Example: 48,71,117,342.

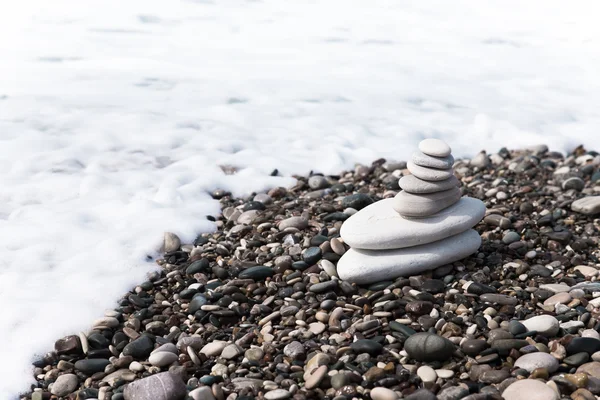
336,139,486,284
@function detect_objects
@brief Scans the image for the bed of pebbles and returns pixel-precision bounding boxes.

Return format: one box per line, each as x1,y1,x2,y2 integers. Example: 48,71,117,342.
24,144,600,400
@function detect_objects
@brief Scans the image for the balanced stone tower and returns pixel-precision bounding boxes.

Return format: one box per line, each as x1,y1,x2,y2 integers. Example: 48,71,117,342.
336,139,486,284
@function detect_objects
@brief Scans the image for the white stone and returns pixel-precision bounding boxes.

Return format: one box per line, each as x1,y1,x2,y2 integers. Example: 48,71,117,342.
572,196,600,215
337,229,481,284
51,374,78,397
514,352,559,373
418,138,451,157
521,315,559,337
501,379,559,400
416,365,437,383
163,232,181,253
148,351,178,367
340,197,485,250
575,265,599,278
583,329,600,340
370,387,399,400
392,188,460,218
407,161,453,181
200,341,228,357
190,386,216,400
435,369,454,379
399,174,459,194
539,283,571,293
412,151,454,169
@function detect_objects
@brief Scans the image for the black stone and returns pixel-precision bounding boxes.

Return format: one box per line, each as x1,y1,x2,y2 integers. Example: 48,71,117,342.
368,281,393,291
563,352,590,367
404,333,455,362
77,388,100,400
323,212,349,222
491,339,529,356
466,282,496,295
186,259,210,275
350,339,383,356
341,193,374,211
74,359,111,375
243,201,266,211
123,335,154,359
238,266,274,280
566,337,600,355
461,339,488,357
309,280,338,294
193,235,209,246
188,294,208,314
388,321,416,337
404,388,437,400
420,279,446,294
291,261,309,271
508,320,527,335
302,247,322,265
87,332,110,349
87,348,112,359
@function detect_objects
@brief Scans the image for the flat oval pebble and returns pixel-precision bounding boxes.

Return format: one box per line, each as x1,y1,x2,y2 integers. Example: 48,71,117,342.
337,229,481,284
514,352,559,373
418,138,451,157
200,341,228,357
370,387,399,400
264,389,292,400
412,151,455,169
340,197,485,250
399,174,459,194
407,161,454,181
572,196,600,215
501,379,559,400
521,315,559,337
404,332,455,362
416,366,437,383
479,293,518,306
392,187,461,218
148,351,178,367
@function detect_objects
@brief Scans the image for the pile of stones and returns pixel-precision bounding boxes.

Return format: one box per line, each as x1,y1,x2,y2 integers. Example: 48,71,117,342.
337,139,485,285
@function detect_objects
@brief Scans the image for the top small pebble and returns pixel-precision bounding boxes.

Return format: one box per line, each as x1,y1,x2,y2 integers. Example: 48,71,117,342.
418,138,451,157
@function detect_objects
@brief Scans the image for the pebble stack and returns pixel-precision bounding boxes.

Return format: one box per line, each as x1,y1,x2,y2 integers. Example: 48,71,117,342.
21,144,600,400
337,139,486,284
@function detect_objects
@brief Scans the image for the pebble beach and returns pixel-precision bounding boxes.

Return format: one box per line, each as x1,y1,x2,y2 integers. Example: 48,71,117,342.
23,144,600,400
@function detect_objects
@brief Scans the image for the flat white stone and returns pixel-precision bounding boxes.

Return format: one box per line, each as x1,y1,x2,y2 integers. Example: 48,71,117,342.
514,352,559,372
392,188,460,218
418,138,451,157
337,229,481,284
340,197,485,250
572,196,600,215
412,151,454,169
399,175,459,194
521,315,559,337
501,379,559,400
407,161,453,181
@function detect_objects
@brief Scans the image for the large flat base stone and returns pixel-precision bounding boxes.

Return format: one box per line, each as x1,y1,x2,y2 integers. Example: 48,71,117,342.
340,197,485,250
337,229,481,284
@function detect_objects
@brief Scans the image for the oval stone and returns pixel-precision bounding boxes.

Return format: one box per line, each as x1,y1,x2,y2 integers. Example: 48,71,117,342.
521,315,559,337
399,174,459,194
340,197,485,250
238,266,274,280
337,229,481,285
392,187,461,218
407,161,454,181
501,379,559,400
404,332,455,362
412,151,454,169
514,352,559,373
418,138,451,157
